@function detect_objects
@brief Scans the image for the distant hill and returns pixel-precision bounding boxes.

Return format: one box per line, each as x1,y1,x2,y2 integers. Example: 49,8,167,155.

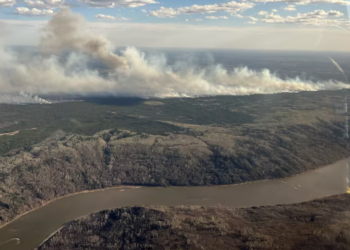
38,194,350,250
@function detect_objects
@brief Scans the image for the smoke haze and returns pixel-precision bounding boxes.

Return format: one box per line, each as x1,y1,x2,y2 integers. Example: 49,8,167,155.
0,9,349,104
0,91,51,104
40,9,129,71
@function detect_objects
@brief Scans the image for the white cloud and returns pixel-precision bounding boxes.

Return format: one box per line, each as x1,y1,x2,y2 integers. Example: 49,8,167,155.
206,16,228,19
95,14,130,21
78,0,158,8
24,0,64,9
248,16,258,21
233,14,259,21
327,10,344,16
258,11,268,15
15,7,54,16
0,0,15,7
141,9,147,13
149,1,254,18
245,21,256,24
178,2,254,14
83,1,113,7
95,14,116,20
261,9,346,26
284,4,296,11
195,18,203,21
148,6,178,18
252,0,349,5
119,16,131,21
272,9,278,12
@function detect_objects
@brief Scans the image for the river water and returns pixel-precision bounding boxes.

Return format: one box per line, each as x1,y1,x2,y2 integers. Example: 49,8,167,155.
0,159,349,250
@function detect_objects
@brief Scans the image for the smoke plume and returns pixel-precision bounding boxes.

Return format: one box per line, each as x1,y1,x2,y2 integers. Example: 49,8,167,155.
0,91,51,104
0,9,349,104
40,9,128,71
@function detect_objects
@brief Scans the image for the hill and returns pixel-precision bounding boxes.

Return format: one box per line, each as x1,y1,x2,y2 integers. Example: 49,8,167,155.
0,90,349,227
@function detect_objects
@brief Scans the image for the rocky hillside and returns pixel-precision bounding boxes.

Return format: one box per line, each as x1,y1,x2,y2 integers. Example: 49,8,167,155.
38,194,350,250
0,118,348,227
0,91,349,227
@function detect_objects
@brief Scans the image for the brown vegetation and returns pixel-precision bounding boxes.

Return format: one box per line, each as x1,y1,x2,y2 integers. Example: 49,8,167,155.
1,91,350,229
0,117,349,228
38,194,350,250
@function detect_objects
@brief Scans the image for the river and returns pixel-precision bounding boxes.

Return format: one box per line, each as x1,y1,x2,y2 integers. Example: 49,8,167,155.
0,159,349,250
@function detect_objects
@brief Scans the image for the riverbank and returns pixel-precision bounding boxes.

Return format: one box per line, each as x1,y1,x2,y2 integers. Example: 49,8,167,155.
0,185,140,231
0,156,349,233
2,91,350,228
1,157,348,231
38,193,350,250
0,157,348,250
1,119,349,229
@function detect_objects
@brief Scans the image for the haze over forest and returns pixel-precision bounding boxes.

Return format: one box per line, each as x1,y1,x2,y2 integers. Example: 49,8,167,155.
0,8,349,104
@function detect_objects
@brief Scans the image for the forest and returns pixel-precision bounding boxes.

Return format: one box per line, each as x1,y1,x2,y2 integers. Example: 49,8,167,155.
0,89,349,227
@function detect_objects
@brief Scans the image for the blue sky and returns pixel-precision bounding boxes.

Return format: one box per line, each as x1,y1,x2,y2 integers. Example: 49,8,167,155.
1,0,350,50
0,0,349,27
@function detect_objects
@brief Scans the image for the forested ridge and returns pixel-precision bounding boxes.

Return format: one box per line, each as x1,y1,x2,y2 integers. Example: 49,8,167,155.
0,90,349,227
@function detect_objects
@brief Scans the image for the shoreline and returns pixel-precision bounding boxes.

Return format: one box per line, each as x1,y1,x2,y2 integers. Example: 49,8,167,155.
34,226,64,250
0,157,348,231
0,185,141,231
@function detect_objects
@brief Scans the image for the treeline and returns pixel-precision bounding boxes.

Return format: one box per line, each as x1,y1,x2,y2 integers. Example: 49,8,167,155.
0,89,346,156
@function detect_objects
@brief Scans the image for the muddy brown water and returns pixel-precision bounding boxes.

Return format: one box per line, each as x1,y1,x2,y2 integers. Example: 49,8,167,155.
0,159,349,250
